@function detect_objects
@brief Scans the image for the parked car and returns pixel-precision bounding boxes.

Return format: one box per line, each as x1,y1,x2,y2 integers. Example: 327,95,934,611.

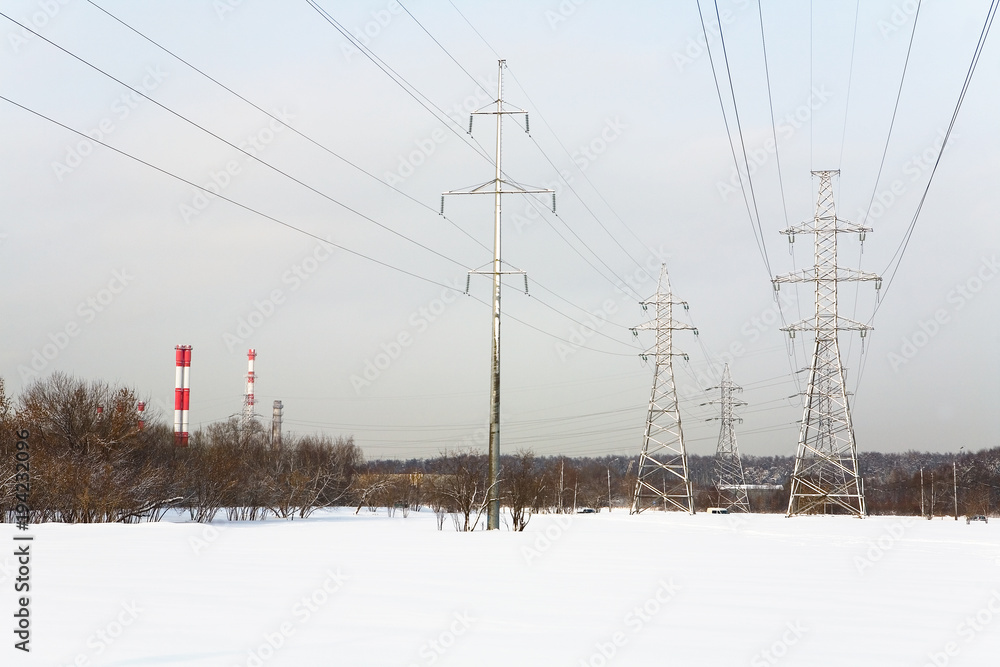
967,515,989,524
577,507,597,514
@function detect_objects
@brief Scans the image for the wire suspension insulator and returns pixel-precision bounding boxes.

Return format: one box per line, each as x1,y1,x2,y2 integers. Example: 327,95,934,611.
468,115,473,134
525,113,530,134
551,193,556,214
465,273,471,295
440,195,445,215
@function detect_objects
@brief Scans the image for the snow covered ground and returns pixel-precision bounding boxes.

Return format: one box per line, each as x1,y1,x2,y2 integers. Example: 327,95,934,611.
4,509,999,666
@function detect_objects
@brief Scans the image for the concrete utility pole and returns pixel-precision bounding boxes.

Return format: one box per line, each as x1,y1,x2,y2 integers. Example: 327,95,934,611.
631,264,699,515
954,447,963,520
920,467,925,518
442,60,553,530
607,467,613,512
774,171,881,517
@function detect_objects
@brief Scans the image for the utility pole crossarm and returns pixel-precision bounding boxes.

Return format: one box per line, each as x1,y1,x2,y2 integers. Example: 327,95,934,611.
773,267,882,285
780,219,872,237
780,316,874,333
443,180,553,197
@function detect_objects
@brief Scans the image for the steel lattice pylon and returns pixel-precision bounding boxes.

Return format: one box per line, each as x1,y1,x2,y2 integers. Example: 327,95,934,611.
631,264,697,515
773,171,881,517
711,364,751,513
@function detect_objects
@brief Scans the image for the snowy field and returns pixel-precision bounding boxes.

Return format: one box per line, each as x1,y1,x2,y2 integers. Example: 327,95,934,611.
4,509,1000,667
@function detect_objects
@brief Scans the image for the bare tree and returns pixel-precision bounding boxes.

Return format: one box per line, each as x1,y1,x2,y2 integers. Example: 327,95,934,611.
504,450,545,531
428,450,489,532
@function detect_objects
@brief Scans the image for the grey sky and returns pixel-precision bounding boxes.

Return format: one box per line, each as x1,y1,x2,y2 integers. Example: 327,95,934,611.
1,0,997,459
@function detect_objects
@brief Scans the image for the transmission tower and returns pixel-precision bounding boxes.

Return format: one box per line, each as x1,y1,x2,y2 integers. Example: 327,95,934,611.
773,170,881,517
631,264,698,515
708,364,750,513
441,59,553,530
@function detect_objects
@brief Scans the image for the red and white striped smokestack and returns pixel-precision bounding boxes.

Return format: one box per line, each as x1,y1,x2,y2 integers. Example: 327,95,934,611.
174,346,184,443
181,346,192,446
174,345,192,446
137,401,146,431
244,348,256,423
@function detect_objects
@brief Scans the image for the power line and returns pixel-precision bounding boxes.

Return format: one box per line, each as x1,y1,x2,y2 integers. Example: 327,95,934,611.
447,0,501,59
695,0,772,279
83,0,492,255
505,67,653,270
0,95,457,290
837,0,861,171
7,88,642,360
305,0,494,164
756,0,790,231
520,184,645,300
858,0,923,227
873,0,998,310
392,3,654,287
396,0,491,98
0,11,472,273
434,3,656,272
306,0,649,314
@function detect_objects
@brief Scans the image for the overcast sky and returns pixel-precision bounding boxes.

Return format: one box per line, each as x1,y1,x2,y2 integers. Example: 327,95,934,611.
1,0,997,460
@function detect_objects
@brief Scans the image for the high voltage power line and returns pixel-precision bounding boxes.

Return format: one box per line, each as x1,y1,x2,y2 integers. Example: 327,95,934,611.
399,0,655,274
2,8,651,359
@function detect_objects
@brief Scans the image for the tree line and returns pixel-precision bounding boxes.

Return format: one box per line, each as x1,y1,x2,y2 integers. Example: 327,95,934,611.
2,374,997,529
